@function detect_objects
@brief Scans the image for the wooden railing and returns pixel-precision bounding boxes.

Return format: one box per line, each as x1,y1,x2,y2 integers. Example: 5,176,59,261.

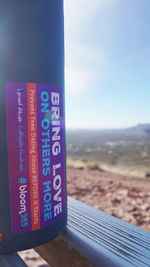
1,197,150,266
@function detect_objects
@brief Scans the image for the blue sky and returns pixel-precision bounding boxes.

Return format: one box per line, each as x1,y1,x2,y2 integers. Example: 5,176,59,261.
64,0,150,129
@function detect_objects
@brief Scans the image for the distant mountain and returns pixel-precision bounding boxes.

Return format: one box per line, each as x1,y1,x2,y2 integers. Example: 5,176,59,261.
127,124,150,135
66,123,150,148
128,123,150,130
66,124,150,179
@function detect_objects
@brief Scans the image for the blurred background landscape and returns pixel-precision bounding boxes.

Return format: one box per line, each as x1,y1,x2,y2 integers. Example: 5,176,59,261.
67,124,150,178
64,0,150,233
66,124,150,233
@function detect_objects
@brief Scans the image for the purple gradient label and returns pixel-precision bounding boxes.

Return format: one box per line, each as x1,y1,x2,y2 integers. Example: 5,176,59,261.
6,82,66,234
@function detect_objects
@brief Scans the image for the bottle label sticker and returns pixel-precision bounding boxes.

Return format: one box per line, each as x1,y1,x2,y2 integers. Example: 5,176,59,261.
6,82,66,234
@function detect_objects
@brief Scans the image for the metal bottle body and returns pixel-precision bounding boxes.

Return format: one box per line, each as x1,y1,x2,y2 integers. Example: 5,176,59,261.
0,0,67,253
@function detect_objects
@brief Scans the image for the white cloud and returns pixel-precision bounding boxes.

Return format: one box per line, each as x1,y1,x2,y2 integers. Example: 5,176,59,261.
66,68,95,95
64,0,113,38
65,42,108,95
64,0,113,96
65,42,107,70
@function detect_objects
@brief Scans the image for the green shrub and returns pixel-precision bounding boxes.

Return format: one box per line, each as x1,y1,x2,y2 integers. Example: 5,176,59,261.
145,172,150,179
86,162,103,171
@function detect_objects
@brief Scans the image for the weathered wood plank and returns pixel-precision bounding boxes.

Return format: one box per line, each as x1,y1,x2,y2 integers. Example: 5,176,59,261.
36,197,150,267
35,237,92,267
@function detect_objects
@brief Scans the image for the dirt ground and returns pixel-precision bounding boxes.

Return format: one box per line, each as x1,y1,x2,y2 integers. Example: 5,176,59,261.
67,168,150,232
19,168,150,266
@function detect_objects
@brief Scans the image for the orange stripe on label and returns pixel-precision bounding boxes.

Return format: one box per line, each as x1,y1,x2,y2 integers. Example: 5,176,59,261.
27,83,40,231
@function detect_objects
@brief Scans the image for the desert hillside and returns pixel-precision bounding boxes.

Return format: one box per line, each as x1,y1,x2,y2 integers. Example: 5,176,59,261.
67,168,150,232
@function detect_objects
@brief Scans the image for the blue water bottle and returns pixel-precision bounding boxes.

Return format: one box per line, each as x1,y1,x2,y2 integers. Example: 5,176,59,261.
0,0,67,253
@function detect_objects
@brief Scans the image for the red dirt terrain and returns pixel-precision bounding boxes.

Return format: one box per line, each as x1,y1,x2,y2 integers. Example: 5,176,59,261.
67,168,150,232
